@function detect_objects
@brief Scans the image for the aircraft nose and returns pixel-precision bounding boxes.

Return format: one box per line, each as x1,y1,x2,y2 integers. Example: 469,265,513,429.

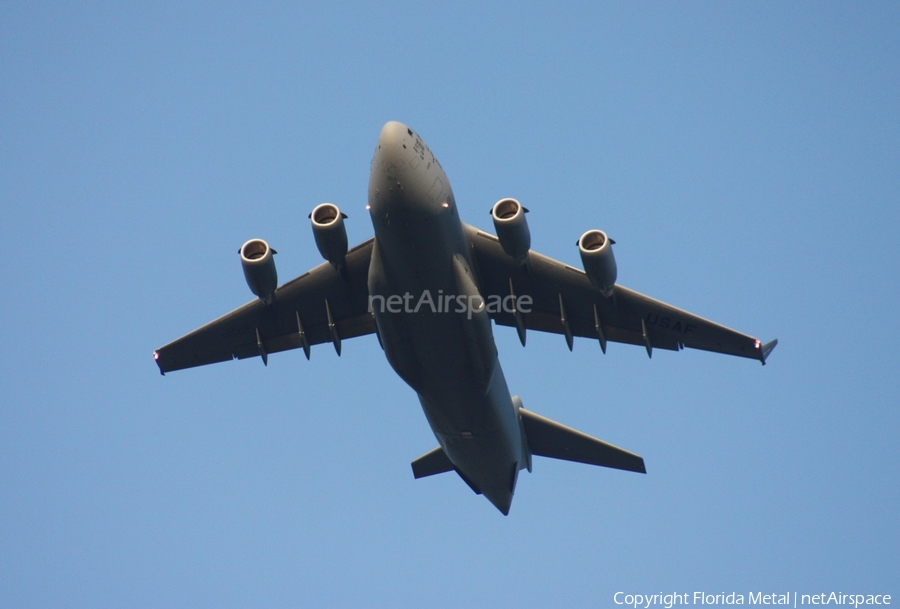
369,121,416,211
368,121,451,218
370,121,411,185
377,120,410,149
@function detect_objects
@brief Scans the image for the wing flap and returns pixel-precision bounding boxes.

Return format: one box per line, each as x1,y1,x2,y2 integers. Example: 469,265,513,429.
258,313,375,358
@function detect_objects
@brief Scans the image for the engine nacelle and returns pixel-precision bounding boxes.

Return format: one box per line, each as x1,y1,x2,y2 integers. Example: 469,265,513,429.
310,203,348,268
491,198,530,263
240,239,278,303
578,229,617,296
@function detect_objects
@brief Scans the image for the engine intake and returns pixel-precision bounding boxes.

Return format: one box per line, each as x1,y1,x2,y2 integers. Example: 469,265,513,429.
311,203,348,268
491,198,530,263
240,239,278,303
578,229,617,297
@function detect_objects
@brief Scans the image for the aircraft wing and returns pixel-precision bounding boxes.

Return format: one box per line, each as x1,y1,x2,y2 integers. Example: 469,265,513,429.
154,238,375,374
466,225,776,364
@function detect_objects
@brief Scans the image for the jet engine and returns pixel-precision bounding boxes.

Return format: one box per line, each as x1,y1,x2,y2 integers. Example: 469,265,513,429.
578,229,617,297
240,238,278,303
310,203,348,269
491,198,530,263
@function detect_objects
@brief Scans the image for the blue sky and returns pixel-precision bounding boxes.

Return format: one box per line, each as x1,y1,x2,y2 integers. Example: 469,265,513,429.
2,2,898,607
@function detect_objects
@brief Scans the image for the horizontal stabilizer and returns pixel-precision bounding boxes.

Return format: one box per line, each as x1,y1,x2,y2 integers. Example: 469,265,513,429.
411,446,454,479
520,408,646,474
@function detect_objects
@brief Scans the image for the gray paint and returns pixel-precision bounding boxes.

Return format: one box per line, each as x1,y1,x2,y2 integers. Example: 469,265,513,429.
154,121,776,515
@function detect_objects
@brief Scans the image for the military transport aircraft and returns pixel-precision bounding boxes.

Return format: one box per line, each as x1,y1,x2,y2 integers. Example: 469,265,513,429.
154,121,777,515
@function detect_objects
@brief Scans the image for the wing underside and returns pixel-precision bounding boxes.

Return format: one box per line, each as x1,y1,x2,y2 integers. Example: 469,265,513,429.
154,238,375,374
156,225,776,373
466,225,775,363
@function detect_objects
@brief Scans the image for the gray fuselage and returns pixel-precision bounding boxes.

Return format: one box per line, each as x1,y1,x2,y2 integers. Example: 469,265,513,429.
366,121,524,513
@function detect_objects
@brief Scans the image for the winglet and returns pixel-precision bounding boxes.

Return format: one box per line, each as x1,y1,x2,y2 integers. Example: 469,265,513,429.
758,338,778,365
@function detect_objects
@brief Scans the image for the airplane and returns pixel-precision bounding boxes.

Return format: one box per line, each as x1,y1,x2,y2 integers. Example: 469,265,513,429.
154,121,777,515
